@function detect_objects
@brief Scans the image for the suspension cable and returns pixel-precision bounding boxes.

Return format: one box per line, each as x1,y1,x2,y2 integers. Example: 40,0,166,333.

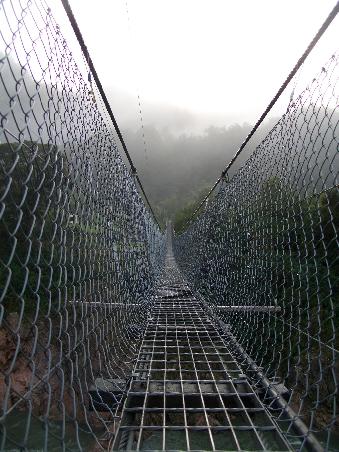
185,0,339,227
59,0,161,228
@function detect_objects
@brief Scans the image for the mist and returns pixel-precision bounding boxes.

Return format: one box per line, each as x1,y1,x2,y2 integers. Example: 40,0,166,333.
119,116,279,220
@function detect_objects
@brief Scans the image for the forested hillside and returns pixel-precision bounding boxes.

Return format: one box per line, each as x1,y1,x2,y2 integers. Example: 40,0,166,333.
125,120,278,223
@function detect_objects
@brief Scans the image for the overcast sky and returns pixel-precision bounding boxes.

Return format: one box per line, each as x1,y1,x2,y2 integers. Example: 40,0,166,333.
50,0,338,132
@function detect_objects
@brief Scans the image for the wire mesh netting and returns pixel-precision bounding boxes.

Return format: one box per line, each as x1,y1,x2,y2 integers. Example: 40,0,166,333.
1,0,338,450
0,0,165,450
174,51,339,450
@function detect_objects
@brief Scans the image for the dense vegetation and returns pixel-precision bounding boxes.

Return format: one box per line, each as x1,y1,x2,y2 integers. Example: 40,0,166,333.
0,141,65,316
125,121,278,223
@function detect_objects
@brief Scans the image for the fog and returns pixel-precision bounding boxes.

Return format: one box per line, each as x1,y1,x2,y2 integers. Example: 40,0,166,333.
120,119,278,220
57,0,337,125
105,87,247,136
58,0,337,218
1,0,338,220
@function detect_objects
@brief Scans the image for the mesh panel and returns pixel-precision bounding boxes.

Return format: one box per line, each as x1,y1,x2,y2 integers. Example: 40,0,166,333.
112,235,291,451
174,52,339,450
0,0,165,450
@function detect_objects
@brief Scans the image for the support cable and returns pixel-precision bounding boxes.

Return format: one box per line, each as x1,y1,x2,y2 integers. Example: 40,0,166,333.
185,1,339,227
60,0,161,228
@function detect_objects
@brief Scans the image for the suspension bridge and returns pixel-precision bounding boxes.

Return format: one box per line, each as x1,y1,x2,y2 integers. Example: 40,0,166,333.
0,0,338,451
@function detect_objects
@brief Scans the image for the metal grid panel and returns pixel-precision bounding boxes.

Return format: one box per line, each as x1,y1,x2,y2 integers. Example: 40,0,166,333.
113,244,290,451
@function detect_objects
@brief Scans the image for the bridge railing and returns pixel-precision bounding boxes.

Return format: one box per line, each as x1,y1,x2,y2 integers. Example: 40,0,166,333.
0,0,165,450
174,50,339,450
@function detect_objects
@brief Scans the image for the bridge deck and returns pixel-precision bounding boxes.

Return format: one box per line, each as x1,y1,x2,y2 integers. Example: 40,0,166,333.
112,248,290,451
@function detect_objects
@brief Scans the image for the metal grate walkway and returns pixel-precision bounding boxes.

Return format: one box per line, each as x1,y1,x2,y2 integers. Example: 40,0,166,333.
112,242,291,451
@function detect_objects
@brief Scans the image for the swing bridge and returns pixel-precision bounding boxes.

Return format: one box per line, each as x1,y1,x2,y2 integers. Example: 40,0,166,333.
0,0,338,451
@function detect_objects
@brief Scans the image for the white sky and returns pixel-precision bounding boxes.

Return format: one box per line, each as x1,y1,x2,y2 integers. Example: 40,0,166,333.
50,0,338,129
